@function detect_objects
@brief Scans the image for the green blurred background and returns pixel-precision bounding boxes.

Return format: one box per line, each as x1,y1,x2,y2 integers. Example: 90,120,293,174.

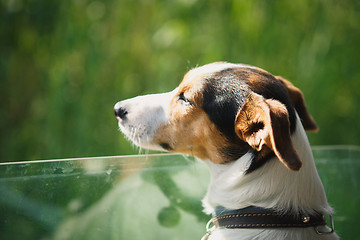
1,0,359,163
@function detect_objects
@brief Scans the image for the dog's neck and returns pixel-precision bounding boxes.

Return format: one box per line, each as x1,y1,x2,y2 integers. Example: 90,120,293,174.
202,117,332,216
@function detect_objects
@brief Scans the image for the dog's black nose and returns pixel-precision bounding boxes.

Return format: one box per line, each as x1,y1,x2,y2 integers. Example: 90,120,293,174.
114,106,128,119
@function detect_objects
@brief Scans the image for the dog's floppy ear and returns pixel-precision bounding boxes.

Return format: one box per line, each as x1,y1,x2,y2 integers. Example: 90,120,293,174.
276,76,318,132
235,92,302,171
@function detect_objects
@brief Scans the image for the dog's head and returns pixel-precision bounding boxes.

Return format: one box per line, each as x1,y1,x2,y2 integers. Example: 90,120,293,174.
114,62,317,171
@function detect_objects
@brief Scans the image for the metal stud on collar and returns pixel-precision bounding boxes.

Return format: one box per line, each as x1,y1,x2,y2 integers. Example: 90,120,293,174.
302,216,310,223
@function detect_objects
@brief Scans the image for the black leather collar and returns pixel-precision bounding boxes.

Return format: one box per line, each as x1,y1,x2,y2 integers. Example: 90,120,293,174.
212,206,327,229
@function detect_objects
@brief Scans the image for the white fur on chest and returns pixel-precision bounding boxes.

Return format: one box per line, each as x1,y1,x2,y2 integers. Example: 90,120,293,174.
202,116,338,240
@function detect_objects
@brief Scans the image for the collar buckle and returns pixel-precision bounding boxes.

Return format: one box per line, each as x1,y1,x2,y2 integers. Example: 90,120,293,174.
315,214,335,235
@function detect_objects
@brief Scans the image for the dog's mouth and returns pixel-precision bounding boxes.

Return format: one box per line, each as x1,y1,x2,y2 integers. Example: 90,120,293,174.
158,142,174,151
115,113,163,151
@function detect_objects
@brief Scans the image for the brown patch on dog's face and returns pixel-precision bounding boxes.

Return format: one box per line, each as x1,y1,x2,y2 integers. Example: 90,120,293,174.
152,75,233,164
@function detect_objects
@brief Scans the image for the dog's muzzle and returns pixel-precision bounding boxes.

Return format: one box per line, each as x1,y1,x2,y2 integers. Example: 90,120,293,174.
113,92,174,150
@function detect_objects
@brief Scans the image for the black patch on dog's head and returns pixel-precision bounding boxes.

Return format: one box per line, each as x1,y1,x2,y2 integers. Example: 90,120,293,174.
202,68,296,138
201,69,252,161
202,69,250,140
201,67,297,169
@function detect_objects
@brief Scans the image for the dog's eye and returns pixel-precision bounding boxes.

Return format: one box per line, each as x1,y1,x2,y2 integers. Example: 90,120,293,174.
178,92,194,106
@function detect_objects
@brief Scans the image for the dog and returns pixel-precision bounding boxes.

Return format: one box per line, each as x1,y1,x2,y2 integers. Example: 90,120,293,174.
114,62,339,240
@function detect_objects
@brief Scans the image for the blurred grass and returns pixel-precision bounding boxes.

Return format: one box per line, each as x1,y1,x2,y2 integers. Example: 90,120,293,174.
1,0,359,162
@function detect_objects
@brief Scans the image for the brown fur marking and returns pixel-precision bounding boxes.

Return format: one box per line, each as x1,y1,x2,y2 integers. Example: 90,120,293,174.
235,93,302,171
153,75,231,164
276,76,319,132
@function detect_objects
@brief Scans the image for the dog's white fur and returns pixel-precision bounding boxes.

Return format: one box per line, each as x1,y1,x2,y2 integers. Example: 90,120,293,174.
114,62,339,240
202,116,337,240
203,116,329,215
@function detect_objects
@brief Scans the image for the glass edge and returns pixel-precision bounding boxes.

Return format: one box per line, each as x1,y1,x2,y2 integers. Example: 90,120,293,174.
1,145,359,166
0,153,185,166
